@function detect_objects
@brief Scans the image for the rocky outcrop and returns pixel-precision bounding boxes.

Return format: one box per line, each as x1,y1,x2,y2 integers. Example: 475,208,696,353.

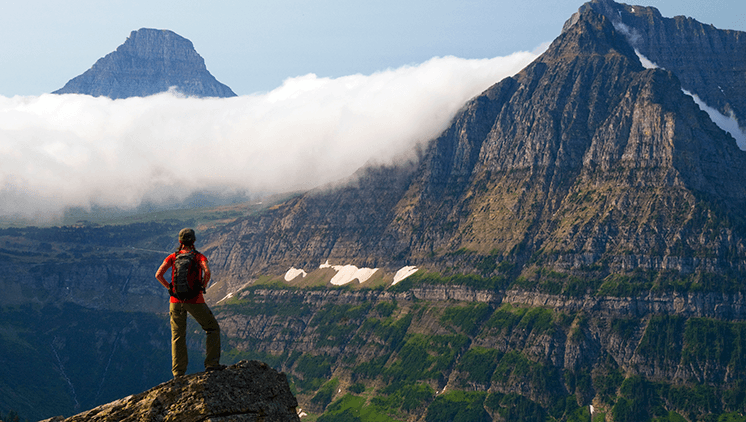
40,360,299,422
53,28,236,99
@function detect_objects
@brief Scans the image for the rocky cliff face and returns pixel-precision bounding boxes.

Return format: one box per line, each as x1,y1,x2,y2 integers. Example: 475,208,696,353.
0,223,175,313
6,256,167,312
41,360,299,422
205,2,746,291
204,164,418,287
577,0,746,132
214,285,746,420
53,28,236,99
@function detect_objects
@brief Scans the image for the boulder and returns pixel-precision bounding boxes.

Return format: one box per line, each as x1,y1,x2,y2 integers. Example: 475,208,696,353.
40,360,300,422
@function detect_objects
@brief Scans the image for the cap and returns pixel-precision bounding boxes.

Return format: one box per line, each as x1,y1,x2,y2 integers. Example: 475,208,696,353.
178,228,196,244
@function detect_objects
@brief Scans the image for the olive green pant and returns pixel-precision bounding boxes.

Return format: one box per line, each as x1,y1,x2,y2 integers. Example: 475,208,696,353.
169,302,221,377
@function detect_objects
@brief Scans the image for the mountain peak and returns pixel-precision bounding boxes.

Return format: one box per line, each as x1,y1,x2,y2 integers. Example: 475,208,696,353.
53,28,237,99
546,5,641,67
204,0,746,286
566,0,746,133
40,360,300,422
117,28,202,63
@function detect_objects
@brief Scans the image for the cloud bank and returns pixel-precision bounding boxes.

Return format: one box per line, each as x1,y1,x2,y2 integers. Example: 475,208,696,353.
0,52,538,222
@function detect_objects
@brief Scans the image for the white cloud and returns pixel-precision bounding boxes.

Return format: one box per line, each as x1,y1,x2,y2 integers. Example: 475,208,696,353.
0,52,537,222
613,21,642,46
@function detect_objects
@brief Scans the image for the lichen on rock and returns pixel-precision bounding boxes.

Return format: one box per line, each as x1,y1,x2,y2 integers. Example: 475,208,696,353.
40,360,300,422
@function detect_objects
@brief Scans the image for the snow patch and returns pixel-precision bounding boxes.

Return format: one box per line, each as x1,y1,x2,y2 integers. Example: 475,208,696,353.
634,50,660,69
216,280,254,304
392,266,419,285
683,90,746,150
319,260,379,285
284,267,308,281
330,265,378,285
217,292,234,304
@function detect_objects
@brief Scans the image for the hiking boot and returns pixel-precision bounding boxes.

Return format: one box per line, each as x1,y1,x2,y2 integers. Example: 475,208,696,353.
205,364,227,372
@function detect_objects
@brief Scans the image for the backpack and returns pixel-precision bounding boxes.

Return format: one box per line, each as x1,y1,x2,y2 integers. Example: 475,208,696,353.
171,250,204,300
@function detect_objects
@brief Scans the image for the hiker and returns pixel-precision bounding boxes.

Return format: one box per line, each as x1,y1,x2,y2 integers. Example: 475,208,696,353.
155,228,226,377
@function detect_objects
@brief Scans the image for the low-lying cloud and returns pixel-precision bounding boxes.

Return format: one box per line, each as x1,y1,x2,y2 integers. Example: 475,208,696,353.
0,52,538,223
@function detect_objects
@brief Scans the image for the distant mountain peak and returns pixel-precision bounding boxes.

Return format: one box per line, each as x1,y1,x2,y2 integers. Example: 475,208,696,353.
53,28,237,99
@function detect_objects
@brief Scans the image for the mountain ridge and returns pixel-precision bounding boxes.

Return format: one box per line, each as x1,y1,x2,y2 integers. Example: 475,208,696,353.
576,0,746,132
204,4,746,294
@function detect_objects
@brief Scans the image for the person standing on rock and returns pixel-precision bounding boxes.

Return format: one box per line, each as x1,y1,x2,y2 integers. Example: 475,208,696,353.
155,228,226,377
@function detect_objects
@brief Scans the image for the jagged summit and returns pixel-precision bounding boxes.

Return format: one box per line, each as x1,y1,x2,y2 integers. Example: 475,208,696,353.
53,28,237,99
204,3,746,291
568,0,746,134
40,360,300,422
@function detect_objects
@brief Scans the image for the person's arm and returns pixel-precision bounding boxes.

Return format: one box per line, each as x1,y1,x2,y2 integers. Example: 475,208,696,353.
200,259,212,288
155,259,171,290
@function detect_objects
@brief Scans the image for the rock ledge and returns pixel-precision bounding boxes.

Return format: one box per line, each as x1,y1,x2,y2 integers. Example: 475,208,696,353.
41,360,300,422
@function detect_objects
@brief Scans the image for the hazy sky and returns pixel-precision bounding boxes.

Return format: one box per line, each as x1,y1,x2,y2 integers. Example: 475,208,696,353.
2,0,744,97
1,0,744,223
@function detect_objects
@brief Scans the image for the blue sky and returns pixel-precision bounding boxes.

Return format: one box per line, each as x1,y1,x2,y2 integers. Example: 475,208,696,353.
1,0,744,97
